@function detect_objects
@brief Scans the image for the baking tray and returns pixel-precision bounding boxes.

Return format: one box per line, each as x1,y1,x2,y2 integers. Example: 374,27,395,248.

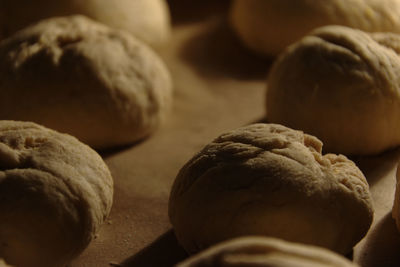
71,1,400,266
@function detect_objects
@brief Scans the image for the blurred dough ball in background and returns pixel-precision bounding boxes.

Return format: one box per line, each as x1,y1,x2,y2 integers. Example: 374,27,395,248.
0,120,113,267
0,15,173,150
0,259,12,267
267,25,400,155
169,123,373,255
230,0,400,56
0,0,171,46
176,236,359,267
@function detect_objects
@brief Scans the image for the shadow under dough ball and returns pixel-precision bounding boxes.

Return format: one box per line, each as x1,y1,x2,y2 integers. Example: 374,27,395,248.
0,15,173,150
0,0,171,46
267,25,400,155
176,236,359,267
169,123,373,255
230,0,400,56
0,120,113,267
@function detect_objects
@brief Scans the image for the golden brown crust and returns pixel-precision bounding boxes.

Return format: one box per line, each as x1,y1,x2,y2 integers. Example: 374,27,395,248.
169,123,373,255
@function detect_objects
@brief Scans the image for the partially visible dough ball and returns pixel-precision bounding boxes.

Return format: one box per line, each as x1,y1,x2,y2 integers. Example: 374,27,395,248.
0,0,171,46
392,164,400,232
176,236,359,267
0,259,12,267
267,25,400,155
230,0,400,56
0,15,173,150
169,123,373,255
0,120,113,267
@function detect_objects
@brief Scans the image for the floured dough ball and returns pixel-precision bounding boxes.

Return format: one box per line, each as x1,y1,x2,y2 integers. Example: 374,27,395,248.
169,123,373,255
0,0,171,46
0,120,113,267
230,0,400,56
267,25,400,155
0,15,173,150
176,236,359,267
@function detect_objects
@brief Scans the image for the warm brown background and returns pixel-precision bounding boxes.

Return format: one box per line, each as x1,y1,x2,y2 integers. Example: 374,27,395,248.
71,1,400,266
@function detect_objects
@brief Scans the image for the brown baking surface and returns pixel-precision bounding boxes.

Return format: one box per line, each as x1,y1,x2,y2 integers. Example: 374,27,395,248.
70,1,400,266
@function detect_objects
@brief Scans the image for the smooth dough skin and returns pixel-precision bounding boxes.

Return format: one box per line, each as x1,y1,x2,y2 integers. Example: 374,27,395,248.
230,0,400,56
0,15,173,150
267,25,400,155
0,0,171,46
169,123,373,255
176,236,359,267
0,120,113,267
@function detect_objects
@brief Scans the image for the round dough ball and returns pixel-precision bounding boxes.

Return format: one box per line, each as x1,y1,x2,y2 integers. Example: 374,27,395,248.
169,123,373,255
0,0,171,46
266,25,400,155
176,236,359,267
230,0,400,56
0,15,173,150
0,120,113,267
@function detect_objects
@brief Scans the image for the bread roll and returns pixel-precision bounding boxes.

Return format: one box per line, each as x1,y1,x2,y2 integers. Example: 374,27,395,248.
169,123,373,255
176,236,359,267
267,25,400,155
0,15,173,150
0,0,171,46
0,120,113,267
230,0,400,56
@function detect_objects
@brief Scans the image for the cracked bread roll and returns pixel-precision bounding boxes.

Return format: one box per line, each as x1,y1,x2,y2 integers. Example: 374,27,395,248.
0,15,172,150
267,25,400,155
0,0,171,46
169,123,373,255
230,0,400,56
0,120,113,267
176,236,358,267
